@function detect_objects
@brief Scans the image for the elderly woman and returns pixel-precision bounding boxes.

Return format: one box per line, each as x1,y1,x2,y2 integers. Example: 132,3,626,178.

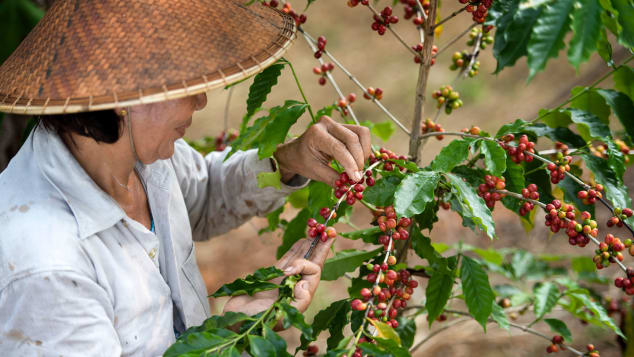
0,1,370,356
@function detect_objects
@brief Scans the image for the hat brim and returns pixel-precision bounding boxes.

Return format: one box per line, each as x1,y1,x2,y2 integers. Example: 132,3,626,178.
0,1,296,115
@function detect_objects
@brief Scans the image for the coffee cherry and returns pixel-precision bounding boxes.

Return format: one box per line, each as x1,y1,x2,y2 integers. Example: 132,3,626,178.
552,335,563,344
433,85,462,114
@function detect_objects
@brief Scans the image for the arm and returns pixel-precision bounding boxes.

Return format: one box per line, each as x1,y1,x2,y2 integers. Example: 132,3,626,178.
0,271,121,356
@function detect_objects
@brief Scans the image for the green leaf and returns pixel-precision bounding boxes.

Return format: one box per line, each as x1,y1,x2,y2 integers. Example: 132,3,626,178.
394,171,441,217
302,299,351,350
544,318,572,342
540,108,572,128
491,303,510,331
571,256,597,274
211,267,283,297
501,156,525,213
411,227,443,265
496,118,529,138
220,347,241,357
367,319,401,344
615,66,634,100
479,140,507,177
287,186,309,209
570,87,611,123
308,181,335,219
596,89,634,140
524,159,555,204
565,290,624,337
446,174,496,239
363,176,402,207
473,248,504,266
0,0,44,64
533,282,561,320
431,139,471,172
567,0,601,69
340,227,382,244
612,0,634,49
243,63,285,129
395,317,417,348
511,251,535,279
258,102,308,158
165,330,237,356
607,140,626,181
371,121,396,141
326,303,351,349
257,170,281,189
527,0,575,79
566,108,611,140
248,334,277,357
321,248,383,281
493,5,542,73
596,29,614,66
426,261,456,325
278,301,313,340
460,255,495,330
276,209,310,259
262,325,291,357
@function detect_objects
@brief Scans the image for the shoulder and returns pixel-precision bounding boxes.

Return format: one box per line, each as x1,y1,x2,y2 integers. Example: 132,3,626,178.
0,149,90,290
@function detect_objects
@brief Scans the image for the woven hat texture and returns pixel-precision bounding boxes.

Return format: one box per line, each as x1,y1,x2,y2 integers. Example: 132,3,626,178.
0,0,296,115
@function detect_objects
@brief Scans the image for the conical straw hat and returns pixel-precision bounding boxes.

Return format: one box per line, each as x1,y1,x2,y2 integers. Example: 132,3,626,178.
0,0,296,115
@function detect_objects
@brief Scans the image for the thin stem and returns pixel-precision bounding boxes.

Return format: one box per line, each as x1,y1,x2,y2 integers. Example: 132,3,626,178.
431,6,468,31
365,3,420,58
300,29,411,135
409,317,471,353
300,30,360,125
224,86,233,134
409,0,438,163
433,23,477,58
439,309,586,356
531,54,634,123
207,303,276,354
415,0,428,22
286,60,317,123
459,31,482,81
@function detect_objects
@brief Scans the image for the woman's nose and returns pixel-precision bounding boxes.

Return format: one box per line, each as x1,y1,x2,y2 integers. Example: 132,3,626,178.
194,93,208,111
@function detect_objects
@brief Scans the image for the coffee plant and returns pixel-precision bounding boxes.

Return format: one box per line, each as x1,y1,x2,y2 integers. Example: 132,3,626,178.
168,0,634,355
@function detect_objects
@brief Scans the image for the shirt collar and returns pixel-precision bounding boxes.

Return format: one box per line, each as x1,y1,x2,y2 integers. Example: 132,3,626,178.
33,125,148,239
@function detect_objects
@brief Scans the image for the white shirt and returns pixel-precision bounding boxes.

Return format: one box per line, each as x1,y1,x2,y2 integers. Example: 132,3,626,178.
0,125,306,356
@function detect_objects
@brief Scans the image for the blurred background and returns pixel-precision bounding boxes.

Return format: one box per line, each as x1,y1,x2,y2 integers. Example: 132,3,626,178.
1,0,632,355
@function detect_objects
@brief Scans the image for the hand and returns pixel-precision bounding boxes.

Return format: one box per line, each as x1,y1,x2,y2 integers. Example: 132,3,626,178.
222,236,334,316
274,116,372,186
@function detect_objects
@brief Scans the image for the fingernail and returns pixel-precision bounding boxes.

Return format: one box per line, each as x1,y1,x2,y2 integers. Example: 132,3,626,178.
284,267,294,274
353,171,362,182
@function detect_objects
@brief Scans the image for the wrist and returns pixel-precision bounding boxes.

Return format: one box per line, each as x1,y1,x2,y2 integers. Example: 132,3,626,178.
272,147,298,183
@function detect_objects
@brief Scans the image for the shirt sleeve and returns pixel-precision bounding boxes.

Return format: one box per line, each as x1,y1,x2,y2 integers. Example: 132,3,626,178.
0,270,121,356
170,140,309,241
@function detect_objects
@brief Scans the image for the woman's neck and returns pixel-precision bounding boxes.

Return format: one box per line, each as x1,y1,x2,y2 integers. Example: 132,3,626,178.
64,131,139,203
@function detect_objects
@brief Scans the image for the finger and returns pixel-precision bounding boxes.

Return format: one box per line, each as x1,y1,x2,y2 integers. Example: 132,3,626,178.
305,154,341,186
343,124,371,161
277,238,311,270
317,128,362,183
309,234,335,267
325,120,365,173
292,281,311,312
286,258,321,277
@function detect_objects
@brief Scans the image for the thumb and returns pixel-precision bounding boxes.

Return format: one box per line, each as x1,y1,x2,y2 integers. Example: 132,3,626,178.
292,281,311,312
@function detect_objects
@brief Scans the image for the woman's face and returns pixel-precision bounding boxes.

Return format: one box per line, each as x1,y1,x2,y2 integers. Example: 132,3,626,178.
128,93,207,163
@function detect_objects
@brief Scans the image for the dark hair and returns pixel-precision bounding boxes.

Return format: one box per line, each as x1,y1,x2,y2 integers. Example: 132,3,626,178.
38,109,123,144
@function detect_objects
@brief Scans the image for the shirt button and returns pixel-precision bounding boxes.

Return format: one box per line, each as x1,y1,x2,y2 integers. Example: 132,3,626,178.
148,248,157,259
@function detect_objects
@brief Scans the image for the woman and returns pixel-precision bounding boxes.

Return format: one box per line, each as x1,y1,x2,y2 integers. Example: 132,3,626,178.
0,1,370,355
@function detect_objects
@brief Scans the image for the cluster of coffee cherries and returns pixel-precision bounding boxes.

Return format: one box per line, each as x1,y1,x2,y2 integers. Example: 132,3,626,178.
369,147,409,172
333,170,374,205
401,0,431,21
547,202,595,246
519,183,539,216
336,93,357,117
375,206,411,238
460,125,482,136
370,6,399,35
576,184,604,205
351,265,417,329
546,152,572,184
302,345,319,356
594,233,627,270
607,207,634,228
313,36,327,58
363,86,384,101
477,175,506,209
412,43,438,65
306,217,337,242
346,0,369,7
499,134,536,164
431,85,463,114
213,130,239,152
545,335,565,353
312,62,334,86
262,1,307,25
420,118,445,140
459,0,493,23
614,268,634,295
449,50,481,77
467,26,494,49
